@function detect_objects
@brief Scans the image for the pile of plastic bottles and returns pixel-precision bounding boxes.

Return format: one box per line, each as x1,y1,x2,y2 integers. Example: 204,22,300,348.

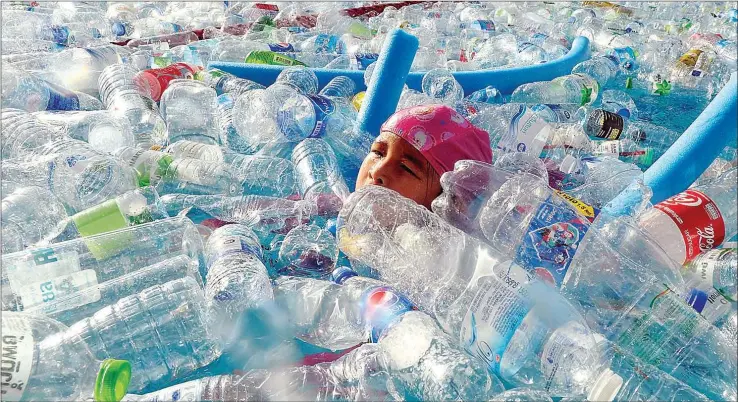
1,1,737,402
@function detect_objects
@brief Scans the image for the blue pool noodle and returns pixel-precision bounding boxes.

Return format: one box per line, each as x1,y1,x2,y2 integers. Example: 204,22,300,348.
356,29,419,136
208,37,591,97
606,71,738,216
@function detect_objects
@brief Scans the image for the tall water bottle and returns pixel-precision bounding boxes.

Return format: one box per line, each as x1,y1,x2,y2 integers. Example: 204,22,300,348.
204,224,273,346
1,216,205,314
274,270,506,401
2,64,103,112
319,76,357,100
510,73,600,106
160,79,219,145
336,185,602,397
33,110,136,153
571,56,622,88
1,312,131,402
2,140,138,213
214,93,259,155
277,224,338,278
60,277,221,393
122,363,382,401
159,194,320,242
291,138,351,204
1,186,67,254
195,68,265,96
98,64,167,147
638,169,738,265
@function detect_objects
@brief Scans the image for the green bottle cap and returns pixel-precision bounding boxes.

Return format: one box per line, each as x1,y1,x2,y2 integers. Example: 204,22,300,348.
94,359,131,402
640,147,655,167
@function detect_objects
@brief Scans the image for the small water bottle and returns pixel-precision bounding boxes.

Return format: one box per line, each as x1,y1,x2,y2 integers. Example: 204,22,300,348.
510,73,600,106
160,79,219,145
1,108,63,160
275,66,319,94
1,186,68,254
2,64,103,112
196,67,265,96
2,312,131,402
291,138,351,203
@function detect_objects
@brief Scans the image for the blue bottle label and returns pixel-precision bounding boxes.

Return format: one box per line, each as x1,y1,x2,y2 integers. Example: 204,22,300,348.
45,81,80,111
684,287,709,314
513,193,598,288
313,34,344,54
354,53,379,70
306,94,335,138
268,42,295,52
473,20,496,32
362,286,416,342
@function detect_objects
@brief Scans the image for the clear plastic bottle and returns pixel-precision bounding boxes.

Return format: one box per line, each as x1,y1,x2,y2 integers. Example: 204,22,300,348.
510,73,600,106
1,186,67,254
160,79,219,145
277,224,338,278
61,277,221,393
196,68,265,96
1,108,63,160
1,312,131,402
319,76,357,99
291,138,351,203
337,185,602,397
2,64,103,112
638,169,738,265
682,248,737,300
1,216,205,313
97,64,168,147
421,68,465,104
2,139,138,212
204,224,273,346
275,66,320,94
33,110,136,153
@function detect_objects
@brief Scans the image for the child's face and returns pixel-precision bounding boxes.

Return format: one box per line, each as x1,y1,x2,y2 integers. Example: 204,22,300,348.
356,131,442,209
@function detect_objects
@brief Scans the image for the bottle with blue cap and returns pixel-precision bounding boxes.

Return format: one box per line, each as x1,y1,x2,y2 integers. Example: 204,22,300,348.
2,311,131,402
2,64,103,112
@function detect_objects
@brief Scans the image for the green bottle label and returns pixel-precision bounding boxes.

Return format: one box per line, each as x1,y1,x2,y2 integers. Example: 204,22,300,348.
245,51,306,67
72,199,132,260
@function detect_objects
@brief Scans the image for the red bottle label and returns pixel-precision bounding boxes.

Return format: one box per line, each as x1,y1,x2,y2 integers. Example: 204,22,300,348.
654,190,726,262
135,63,201,101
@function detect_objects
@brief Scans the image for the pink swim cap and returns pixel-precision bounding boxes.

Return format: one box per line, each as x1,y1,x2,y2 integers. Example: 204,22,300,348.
380,104,493,176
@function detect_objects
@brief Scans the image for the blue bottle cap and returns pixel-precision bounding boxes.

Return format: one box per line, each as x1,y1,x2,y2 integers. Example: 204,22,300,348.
332,266,358,284
616,108,631,119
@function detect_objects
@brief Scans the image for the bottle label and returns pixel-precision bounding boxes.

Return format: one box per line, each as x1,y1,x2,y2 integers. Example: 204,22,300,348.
588,109,625,140
312,34,344,54
16,270,101,314
0,316,33,402
514,193,596,288
353,53,379,70
6,250,81,292
45,80,80,111
72,198,129,238
683,286,733,323
499,105,552,156
594,140,622,157
245,50,306,66
685,248,736,292
267,42,294,52
653,190,726,262
460,275,530,374
137,63,198,101
362,286,417,342
206,235,264,267
306,95,335,138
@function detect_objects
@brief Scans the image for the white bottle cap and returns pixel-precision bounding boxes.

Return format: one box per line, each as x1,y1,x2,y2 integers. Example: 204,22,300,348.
560,154,579,174
587,368,623,402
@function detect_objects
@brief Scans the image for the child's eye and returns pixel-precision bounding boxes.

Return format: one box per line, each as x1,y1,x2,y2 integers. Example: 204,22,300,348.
402,164,419,178
371,150,384,157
